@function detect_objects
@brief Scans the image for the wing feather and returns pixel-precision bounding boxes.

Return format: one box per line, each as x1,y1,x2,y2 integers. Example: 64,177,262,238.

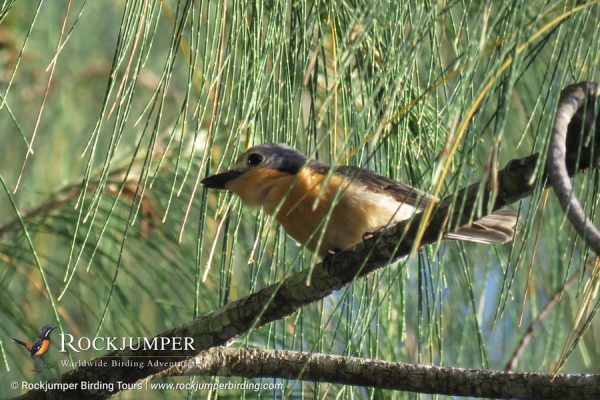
307,161,437,209
305,161,516,245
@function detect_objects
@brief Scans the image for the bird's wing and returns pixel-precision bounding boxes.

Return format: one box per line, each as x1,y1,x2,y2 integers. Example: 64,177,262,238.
308,161,517,244
445,209,517,244
309,162,437,210
30,338,43,356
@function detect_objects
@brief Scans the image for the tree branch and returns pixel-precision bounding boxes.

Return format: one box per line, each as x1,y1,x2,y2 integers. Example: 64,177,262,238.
16,82,600,400
153,347,600,400
0,164,131,239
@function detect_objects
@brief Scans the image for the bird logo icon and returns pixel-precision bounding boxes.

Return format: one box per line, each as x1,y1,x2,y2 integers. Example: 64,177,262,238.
12,325,56,371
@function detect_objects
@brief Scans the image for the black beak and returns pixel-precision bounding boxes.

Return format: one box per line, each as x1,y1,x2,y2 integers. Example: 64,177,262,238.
201,170,243,189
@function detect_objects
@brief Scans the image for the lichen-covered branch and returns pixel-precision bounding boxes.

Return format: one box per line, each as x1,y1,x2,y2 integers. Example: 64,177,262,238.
155,347,600,400
15,82,600,400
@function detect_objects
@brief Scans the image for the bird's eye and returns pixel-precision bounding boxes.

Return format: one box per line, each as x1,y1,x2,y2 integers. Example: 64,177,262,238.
247,153,263,166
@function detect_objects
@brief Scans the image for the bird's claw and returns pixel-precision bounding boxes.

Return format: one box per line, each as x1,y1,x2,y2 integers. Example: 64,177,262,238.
362,228,384,241
322,248,341,268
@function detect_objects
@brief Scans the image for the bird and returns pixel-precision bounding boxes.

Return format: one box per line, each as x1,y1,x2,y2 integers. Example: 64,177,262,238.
202,143,516,258
13,325,55,370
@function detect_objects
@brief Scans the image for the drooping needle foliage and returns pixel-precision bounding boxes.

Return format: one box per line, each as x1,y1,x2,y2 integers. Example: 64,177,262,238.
0,1,599,398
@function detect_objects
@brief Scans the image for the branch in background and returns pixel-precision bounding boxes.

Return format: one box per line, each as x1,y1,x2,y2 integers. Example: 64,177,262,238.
16,82,600,400
547,82,600,254
0,165,133,239
0,185,80,239
154,347,599,400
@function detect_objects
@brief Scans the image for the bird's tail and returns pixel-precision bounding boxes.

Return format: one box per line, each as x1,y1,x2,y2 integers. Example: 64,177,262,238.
12,338,28,348
445,209,517,245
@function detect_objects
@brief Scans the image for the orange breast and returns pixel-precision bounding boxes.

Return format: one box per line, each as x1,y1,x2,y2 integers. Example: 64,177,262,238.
262,168,372,258
34,339,50,357
226,166,408,258
226,168,290,208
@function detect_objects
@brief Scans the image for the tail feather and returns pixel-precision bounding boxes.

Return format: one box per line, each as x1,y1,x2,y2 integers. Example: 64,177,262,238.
12,338,27,347
445,209,517,245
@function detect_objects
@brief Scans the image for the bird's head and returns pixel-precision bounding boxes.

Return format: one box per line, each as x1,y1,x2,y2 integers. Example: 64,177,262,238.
39,325,56,339
202,143,307,207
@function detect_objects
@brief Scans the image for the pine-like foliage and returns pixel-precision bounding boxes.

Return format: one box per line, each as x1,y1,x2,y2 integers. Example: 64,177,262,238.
0,1,598,398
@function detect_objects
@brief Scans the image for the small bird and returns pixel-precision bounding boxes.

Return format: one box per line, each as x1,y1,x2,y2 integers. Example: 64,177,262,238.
13,325,55,370
202,144,516,258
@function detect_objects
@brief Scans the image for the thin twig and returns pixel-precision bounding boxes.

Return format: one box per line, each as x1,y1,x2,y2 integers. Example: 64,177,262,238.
13,0,72,193
506,268,581,371
179,1,228,242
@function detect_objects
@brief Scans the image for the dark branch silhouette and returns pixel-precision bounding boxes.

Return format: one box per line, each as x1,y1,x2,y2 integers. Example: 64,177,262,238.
16,82,600,400
547,82,600,253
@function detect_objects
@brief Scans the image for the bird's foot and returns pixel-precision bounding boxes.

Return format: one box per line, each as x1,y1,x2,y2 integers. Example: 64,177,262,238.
322,248,341,268
362,228,385,242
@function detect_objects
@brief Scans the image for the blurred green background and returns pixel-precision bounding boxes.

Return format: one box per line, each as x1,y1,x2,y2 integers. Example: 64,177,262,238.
0,0,599,398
